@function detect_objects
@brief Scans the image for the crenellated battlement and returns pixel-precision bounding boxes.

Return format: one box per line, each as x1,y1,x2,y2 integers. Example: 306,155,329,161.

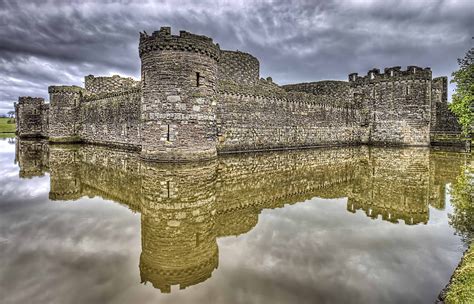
48,85,85,94
18,96,45,105
84,75,139,94
139,26,220,61
83,87,141,102
349,66,432,84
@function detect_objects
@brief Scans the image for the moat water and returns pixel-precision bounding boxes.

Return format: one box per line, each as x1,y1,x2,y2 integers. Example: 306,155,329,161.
0,136,471,304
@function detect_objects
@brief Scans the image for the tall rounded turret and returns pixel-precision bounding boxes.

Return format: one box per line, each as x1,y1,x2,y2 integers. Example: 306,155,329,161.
139,27,220,162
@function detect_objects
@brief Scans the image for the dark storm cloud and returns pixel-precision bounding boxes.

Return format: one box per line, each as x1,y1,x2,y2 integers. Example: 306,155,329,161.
0,0,472,113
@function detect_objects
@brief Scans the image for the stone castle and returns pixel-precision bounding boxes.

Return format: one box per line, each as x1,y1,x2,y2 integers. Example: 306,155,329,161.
15,27,464,162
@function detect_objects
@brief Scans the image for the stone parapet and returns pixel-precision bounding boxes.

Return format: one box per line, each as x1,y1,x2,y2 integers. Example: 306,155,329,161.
349,66,432,84
139,27,220,61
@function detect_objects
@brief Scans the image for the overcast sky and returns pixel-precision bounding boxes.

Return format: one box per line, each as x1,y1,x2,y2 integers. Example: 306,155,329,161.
0,0,472,114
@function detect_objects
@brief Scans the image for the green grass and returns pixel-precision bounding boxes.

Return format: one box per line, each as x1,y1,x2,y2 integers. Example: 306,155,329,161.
445,243,474,303
0,117,16,133
0,133,15,138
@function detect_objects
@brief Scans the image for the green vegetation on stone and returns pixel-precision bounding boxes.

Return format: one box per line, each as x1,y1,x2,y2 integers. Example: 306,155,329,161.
0,117,16,133
450,46,474,136
443,162,474,303
449,165,474,243
444,244,474,304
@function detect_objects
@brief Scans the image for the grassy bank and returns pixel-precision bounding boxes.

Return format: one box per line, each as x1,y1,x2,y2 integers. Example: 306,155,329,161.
0,117,15,133
0,133,15,138
441,243,474,303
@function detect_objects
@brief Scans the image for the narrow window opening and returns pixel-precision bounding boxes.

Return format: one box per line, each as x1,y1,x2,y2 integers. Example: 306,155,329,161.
406,85,409,95
390,70,394,77
166,124,170,141
166,181,170,198
196,72,200,87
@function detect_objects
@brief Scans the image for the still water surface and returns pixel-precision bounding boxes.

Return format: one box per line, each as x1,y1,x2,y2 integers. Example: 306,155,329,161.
0,137,470,304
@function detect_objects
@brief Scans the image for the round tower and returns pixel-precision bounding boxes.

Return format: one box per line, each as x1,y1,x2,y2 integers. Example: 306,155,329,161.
48,85,84,143
139,27,220,162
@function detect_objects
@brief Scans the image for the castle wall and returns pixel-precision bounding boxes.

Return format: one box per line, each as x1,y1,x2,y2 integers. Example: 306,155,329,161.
282,80,351,106
48,86,83,142
84,74,140,94
216,91,364,152
80,88,141,148
14,28,465,155
431,77,461,132
218,50,259,85
350,66,432,146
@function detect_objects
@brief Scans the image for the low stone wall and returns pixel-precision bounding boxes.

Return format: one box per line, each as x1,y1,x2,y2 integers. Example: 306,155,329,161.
80,88,141,148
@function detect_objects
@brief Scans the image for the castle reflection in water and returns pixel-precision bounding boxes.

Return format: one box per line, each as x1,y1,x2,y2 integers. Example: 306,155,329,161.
14,139,469,293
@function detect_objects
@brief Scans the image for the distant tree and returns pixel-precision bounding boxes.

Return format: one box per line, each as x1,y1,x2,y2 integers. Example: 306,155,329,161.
449,46,473,136
7,110,15,118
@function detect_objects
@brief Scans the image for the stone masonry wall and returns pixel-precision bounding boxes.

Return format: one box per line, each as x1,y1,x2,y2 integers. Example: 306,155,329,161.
216,90,365,152
431,77,461,132
218,50,259,86
84,74,140,94
15,97,47,138
139,27,220,161
15,28,463,154
80,88,141,148
48,86,84,142
349,66,432,146
282,80,351,106
40,104,49,137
